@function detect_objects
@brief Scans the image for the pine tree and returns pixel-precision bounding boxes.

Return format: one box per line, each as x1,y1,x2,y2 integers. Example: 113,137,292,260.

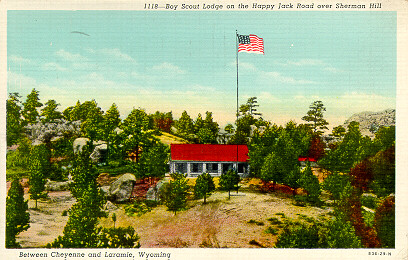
298,163,321,203
22,88,43,125
6,93,23,146
302,101,329,135
160,172,189,215
6,179,30,248
40,99,63,123
219,169,240,199
194,173,215,204
29,145,49,209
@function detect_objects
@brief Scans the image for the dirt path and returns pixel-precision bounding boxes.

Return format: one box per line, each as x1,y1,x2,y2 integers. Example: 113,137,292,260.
16,188,332,248
17,191,76,248
100,191,332,248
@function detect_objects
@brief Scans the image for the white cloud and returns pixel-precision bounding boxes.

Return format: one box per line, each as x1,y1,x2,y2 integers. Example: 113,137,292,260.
262,71,316,84
285,59,325,66
151,62,186,75
56,49,88,62
100,48,135,62
42,62,67,71
9,55,33,65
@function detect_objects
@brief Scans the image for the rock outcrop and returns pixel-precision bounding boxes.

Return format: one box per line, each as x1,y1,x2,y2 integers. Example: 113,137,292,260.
108,173,137,203
342,109,395,138
25,119,81,146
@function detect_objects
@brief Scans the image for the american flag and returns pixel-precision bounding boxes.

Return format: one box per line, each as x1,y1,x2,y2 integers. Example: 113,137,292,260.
238,34,264,54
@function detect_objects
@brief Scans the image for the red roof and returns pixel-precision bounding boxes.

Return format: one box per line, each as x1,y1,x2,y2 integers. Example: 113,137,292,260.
298,157,317,162
171,144,249,162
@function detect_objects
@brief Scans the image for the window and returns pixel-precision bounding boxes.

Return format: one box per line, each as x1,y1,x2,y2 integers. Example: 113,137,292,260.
191,163,203,173
222,163,234,174
206,163,218,173
175,163,187,173
238,163,248,174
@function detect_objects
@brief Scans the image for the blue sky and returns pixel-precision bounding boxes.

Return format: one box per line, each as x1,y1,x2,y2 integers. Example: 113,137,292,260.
7,11,396,128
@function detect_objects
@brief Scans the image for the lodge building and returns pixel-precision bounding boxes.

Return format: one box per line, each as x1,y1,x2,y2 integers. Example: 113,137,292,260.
169,144,249,177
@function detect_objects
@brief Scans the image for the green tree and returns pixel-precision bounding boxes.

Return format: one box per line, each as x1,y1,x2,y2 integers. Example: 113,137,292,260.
374,195,395,248
260,152,284,191
331,125,346,138
22,88,43,125
298,163,321,203
239,97,262,117
40,99,63,123
133,141,169,183
322,171,350,203
6,179,30,248
320,122,376,173
29,145,49,209
102,103,121,164
302,101,329,135
175,111,194,140
373,126,395,152
121,108,154,163
69,143,99,199
48,144,107,248
284,165,302,195
82,103,104,141
219,169,240,199
48,184,106,248
6,93,23,146
370,146,395,197
160,172,189,215
275,216,361,248
194,173,215,204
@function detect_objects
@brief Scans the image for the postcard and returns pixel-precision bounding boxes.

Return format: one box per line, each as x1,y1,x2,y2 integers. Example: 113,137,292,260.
1,0,407,259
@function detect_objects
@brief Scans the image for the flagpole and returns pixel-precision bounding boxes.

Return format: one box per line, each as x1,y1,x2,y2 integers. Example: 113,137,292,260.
236,30,239,171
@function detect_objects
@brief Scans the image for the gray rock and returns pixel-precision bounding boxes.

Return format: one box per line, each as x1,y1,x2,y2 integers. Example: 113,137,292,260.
45,180,72,191
90,143,108,163
100,186,111,197
73,137,91,153
104,201,118,212
73,138,107,163
25,119,81,145
343,109,395,138
109,173,136,202
146,179,168,201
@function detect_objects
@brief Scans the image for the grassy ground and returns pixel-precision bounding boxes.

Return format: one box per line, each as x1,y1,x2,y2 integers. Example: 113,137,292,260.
15,178,333,248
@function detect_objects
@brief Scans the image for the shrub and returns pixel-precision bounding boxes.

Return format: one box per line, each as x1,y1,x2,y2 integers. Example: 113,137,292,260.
361,194,379,209
275,216,362,248
265,226,278,235
247,219,264,226
124,200,158,217
96,227,141,248
374,195,395,248
267,217,283,225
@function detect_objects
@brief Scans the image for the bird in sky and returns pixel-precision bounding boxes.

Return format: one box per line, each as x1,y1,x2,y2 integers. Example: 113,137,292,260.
71,31,90,36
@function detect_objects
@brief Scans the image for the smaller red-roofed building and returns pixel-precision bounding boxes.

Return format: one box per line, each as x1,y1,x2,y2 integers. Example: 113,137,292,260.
298,157,318,168
170,144,249,177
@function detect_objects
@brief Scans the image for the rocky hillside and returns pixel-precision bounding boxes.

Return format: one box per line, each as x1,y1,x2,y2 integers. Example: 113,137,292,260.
342,109,395,138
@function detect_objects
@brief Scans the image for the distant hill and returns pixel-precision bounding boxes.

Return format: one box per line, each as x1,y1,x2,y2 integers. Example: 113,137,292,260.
342,109,395,138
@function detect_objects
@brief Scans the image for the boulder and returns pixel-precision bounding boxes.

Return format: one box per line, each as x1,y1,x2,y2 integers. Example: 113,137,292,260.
100,186,111,197
146,179,168,201
109,173,136,202
73,137,91,153
90,143,108,163
45,180,73,191
73,138,107,163
104,201,118,212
